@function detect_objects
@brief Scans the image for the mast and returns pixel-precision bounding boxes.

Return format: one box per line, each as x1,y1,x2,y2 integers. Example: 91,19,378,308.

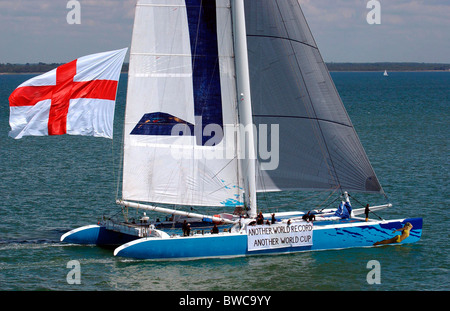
232,0,257,218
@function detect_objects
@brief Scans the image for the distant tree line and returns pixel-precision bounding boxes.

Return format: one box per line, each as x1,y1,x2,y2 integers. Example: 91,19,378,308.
0,62,448,73
325,62,450,72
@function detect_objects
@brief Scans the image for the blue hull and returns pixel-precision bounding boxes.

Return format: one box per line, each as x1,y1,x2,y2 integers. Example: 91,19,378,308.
60,225,138,246
113,218,423,260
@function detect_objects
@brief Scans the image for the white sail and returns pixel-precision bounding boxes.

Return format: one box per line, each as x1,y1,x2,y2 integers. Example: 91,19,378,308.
245,0,383,194
122,0,243,207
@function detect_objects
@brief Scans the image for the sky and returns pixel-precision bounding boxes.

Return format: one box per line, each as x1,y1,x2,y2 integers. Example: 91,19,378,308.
0,0,449,64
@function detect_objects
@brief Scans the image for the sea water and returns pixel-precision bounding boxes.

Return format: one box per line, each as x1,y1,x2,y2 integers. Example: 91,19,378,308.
0,72,448,291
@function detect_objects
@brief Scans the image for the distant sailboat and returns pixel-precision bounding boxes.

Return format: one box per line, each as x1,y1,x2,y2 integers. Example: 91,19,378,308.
384,70,389,76
60,0,422,260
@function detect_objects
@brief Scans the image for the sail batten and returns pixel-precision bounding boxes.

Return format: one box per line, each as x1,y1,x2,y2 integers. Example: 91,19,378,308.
253,114,354,129
247,34,319,50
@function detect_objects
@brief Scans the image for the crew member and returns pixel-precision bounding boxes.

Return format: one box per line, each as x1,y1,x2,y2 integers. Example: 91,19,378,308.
211,224,219,234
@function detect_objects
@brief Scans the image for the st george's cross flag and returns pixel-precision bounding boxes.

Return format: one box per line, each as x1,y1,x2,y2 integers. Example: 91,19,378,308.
9,48,127,139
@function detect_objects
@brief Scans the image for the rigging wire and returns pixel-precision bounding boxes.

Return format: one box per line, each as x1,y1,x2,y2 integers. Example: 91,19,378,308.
255,159,270,213
347,193,385,221
316,186,341,212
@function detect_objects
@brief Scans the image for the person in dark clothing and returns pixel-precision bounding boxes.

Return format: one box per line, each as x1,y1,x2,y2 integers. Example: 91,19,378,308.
302,211,315,222
256,212,264,225
186,223,191,236
182,220,188,236
211,224,219,234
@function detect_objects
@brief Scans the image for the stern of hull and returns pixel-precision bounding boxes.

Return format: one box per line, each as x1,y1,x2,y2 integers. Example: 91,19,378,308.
61,225,139,246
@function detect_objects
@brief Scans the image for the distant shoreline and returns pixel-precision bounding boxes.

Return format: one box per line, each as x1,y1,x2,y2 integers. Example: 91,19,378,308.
326,63,450,72
331,70,450,73
1,62,449,74
1,70,448,75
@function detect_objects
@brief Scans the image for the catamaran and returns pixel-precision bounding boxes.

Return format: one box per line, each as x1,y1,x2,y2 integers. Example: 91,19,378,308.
61,0,422,260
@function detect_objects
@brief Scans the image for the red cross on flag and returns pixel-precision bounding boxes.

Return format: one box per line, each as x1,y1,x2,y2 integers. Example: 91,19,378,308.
9,48,127,139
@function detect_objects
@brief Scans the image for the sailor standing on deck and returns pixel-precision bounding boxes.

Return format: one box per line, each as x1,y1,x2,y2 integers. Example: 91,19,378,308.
186,223,191,236
365,204,370,222
182,220,188,236
211,224,219,234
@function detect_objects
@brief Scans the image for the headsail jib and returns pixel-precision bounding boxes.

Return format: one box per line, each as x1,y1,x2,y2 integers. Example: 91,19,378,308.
245,0,383,195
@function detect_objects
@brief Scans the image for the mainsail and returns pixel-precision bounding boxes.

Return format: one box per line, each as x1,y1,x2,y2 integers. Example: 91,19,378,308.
123,0,243,207
245,0,383,194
